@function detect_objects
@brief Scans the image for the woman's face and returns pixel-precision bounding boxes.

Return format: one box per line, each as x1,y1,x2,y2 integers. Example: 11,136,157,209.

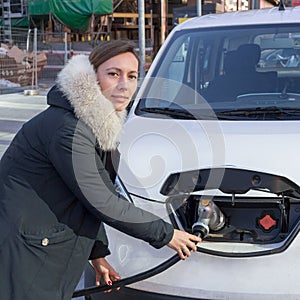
96,52,139,111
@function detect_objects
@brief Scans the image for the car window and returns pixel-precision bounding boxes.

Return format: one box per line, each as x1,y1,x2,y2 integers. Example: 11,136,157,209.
137,24,300,120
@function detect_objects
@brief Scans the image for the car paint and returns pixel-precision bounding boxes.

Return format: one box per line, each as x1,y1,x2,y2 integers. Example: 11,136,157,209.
86,6,300,300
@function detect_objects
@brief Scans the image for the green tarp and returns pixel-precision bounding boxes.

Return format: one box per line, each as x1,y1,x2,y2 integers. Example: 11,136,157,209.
11,17,29,27
28,0,50,15
0,17,29,27
29,0,112,31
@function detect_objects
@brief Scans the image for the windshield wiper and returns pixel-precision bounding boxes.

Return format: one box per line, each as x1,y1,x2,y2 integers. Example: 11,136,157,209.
140,107,219,120
140,107,197,119
217,106,300,118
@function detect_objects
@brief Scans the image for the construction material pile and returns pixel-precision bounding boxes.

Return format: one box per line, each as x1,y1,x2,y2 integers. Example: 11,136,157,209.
0,43,47,87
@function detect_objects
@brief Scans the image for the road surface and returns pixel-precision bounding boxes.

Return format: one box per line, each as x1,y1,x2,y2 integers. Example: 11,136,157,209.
0,91,49,158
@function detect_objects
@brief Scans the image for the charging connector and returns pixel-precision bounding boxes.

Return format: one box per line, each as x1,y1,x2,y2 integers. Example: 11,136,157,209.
192,199,225,238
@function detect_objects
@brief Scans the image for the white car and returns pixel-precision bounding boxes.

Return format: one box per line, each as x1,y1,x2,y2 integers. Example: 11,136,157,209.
84,5,300,300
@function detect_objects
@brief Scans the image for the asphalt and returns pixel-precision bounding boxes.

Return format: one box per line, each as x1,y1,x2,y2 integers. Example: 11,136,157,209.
0,88,50,156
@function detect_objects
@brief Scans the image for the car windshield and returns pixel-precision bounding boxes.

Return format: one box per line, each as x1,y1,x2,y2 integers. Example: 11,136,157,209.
136,24,300,120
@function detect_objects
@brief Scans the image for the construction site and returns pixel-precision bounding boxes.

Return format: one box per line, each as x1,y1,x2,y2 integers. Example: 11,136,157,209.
0,0,281,93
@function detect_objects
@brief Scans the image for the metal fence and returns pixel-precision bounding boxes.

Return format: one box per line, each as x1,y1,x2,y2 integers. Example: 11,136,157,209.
0,27,154,94
0,27,94,94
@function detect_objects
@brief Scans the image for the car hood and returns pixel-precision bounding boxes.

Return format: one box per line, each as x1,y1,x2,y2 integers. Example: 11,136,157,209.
118,117,300,200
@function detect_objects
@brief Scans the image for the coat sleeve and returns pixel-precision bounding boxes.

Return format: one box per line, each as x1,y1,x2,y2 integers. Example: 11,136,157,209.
48,119,174,249
89,224,111,259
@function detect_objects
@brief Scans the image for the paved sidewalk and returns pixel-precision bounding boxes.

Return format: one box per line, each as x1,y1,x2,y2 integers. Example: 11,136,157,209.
0,90,49,158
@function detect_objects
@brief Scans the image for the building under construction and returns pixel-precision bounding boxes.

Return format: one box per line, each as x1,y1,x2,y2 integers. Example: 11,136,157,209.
0,0,278,53
0,0,284,90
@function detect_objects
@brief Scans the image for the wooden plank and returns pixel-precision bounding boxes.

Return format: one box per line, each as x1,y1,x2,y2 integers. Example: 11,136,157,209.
112,12,164,18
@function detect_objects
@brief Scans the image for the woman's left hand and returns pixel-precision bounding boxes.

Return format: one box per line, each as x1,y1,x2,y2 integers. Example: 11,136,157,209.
91,257,121,287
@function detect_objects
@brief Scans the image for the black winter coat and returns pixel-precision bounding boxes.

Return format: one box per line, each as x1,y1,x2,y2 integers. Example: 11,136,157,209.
0,55,173,300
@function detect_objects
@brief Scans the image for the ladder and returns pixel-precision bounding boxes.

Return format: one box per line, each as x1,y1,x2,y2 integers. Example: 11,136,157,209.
2,0,12,45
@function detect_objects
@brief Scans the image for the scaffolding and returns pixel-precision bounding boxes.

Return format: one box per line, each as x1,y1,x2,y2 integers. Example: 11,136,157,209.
2,0,12,45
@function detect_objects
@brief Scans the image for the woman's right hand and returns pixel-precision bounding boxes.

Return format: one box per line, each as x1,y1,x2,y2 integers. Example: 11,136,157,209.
91,257,121,287
167,229,202,260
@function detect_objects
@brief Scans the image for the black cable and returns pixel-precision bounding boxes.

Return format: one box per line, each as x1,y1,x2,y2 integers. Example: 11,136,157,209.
72,253,181,298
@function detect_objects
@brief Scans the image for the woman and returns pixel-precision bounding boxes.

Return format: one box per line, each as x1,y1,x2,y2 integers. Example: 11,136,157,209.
0,40,201,300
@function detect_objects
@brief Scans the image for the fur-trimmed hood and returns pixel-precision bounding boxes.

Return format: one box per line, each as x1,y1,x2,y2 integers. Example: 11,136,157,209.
56,54,127,151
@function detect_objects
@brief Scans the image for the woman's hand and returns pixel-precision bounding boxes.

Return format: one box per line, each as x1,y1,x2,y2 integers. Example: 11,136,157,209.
167,229,202,260
91,257,121,287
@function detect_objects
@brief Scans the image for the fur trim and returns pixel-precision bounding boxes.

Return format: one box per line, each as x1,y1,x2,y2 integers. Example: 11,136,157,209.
56,55,127,151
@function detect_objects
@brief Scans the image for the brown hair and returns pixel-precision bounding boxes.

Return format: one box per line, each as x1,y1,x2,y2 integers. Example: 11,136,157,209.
89,39,139,70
